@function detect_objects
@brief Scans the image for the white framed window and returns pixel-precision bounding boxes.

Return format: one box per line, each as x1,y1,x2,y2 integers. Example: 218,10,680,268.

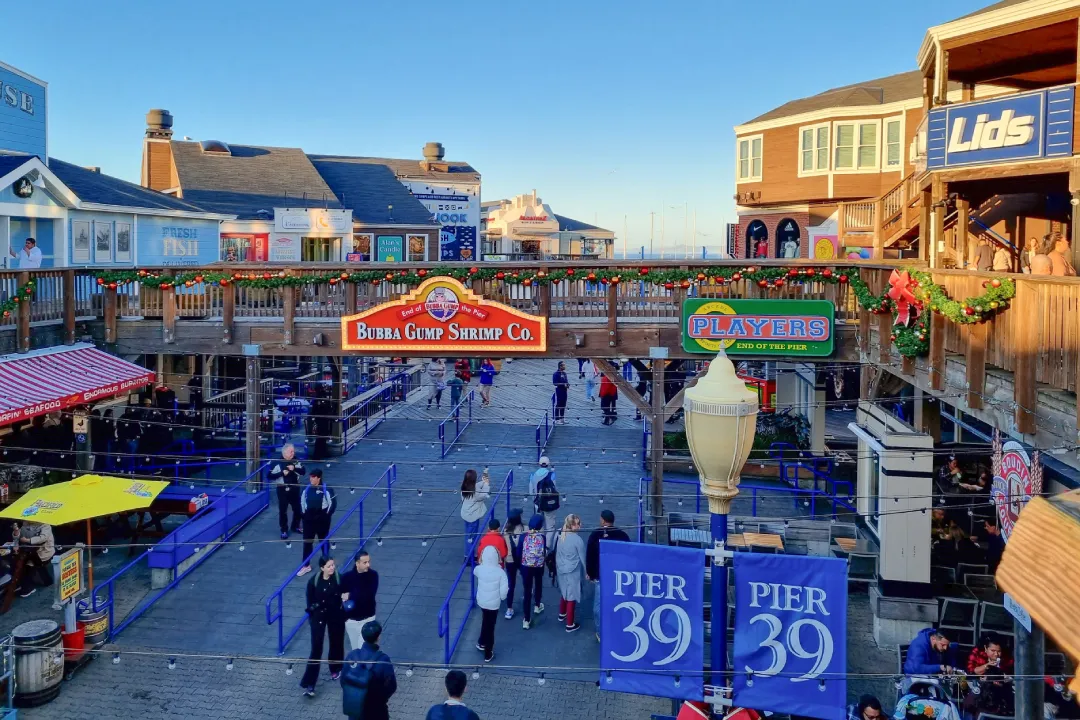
884,116,903,170
737,134,763,183
798,123,830,175
833,120,880,171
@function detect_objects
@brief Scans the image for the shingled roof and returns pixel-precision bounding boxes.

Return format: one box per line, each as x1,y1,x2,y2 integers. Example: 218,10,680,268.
554,214,612,235
170,141,341,219
331,155,480,184
956,0,1031,21
307,155,437,226
741,70,927,126
49,158,208,213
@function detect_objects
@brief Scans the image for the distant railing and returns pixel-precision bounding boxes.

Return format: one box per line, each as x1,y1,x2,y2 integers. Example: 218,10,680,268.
342,368,422,452
842,202,875,232
437,469,513,665
535,392,555,462
439,390,474,458
265,463,396,655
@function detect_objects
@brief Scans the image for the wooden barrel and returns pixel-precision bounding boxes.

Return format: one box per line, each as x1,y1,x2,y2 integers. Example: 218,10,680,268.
12,619,63,707
77,608,109,648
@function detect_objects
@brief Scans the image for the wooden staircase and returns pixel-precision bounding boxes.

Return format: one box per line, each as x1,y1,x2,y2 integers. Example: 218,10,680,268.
837,172,922,255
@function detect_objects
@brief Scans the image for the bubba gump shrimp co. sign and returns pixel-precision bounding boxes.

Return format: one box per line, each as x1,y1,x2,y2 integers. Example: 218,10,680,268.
340,277,547,353
990,431,1043,543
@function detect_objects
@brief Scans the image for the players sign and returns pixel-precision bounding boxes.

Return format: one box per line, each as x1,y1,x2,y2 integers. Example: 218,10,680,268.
599,541,704,700
341,277,546,353
732,553,847,720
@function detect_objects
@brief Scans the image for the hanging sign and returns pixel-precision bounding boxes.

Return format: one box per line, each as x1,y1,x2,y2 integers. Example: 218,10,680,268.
682,299,835,357
732,553,847,720
341,277,546,354
990,432,1042,543
599,541,704,701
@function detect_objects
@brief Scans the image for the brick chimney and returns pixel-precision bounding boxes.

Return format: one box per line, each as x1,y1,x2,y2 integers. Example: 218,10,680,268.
142,109,178,191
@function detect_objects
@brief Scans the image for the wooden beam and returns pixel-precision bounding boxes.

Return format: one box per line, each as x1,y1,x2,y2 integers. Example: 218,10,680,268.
63,269,76,344
17,271,29,352
650,361,665,519
283,285,295,345
103,286,117,345
878,310,892,364
592,358,650,417
956,197,971,268
929,311,946,392
965,321,987,409
961,82,975,102
1013,281,1038,434
951,49,1077,86
345,280,357,315
606,283,618,350
872,198,885,260
920,188,932,264
162,285,176,345
931,176,946,269
537,276,551,319
221,282,235,345
663,376,698,422
934,157,1074,184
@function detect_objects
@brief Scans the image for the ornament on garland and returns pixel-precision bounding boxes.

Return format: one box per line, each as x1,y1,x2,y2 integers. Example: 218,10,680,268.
887,269,920,325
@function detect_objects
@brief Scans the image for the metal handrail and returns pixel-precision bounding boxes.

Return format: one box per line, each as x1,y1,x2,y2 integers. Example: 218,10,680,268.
342,370,418,452
437,469,513,665
534,392,555,462
438,390,474,458
264,464,396,655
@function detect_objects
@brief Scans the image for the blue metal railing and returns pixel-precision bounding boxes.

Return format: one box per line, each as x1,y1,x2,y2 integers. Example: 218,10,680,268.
437,469,513,665
87,462,271,640
265,464,396,655
535,393,555,462
768,442,854,515
343,370,417,452
641,416,651,472
439,390,474,458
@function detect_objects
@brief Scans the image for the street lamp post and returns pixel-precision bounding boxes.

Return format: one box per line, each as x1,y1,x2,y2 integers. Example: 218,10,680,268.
683,351,758,683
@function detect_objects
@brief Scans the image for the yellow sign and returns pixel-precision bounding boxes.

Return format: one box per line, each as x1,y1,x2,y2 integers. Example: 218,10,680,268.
58,548,82,602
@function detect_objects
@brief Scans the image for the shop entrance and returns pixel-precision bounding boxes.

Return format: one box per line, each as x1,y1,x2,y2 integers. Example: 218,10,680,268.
302,236,341,262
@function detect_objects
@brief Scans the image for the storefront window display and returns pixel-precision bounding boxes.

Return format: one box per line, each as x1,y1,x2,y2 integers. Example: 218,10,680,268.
746,220,768,259
302,236,340,262
347,233,372,262
776,218,800,258
407,234,426,262
221,234,269,262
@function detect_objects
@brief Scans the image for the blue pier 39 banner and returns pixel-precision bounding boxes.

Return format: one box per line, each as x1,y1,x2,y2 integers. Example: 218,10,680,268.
599,542,704,701
732,554,847,720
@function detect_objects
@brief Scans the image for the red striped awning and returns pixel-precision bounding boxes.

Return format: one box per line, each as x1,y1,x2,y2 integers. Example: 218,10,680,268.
0,345,155,427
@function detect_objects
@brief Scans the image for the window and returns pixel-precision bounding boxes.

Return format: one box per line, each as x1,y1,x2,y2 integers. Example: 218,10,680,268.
884,117,903,169
348,233,372,261
833,121,879,171
799,124,829,174
301,236,340,262
737,135,762,182
407,234,427,261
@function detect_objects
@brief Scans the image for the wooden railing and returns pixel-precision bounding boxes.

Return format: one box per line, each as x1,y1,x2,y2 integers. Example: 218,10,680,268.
838,171,921,252
841,202,875,232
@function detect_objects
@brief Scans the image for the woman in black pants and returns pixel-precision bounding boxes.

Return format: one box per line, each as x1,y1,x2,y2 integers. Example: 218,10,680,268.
552,362,569,424
300,556,345,697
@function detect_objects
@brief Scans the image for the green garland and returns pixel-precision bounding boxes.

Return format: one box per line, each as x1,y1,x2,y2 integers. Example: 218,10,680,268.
0,280,34,319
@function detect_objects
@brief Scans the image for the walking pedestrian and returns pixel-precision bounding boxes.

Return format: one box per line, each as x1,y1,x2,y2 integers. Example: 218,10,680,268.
297,469,337,576
460,468,491,560
520,514,547,629
503,508,525,619
475,517,508,565
425,670,480,720
270,443,305,540
454,358,472,384
582,359,599,402
447,372,464,408
341,550,379,651
577,358,586,379
555,514,586,632
427,358,447,409
599,373,618,425
585,510,631,641
340,620,397,720
478,359,496,406
301,556,346,696
628,361,646,420
529,457,560,549
473,546,508,662
552,362,569,424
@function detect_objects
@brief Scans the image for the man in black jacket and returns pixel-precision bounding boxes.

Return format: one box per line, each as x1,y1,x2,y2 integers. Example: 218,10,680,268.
341,550,379,650
585,510,631,642
297,469,336,577
269,443,305,539
340,621,397,720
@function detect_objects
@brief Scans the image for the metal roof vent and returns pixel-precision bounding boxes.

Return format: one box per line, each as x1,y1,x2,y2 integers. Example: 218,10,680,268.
199,140,231,155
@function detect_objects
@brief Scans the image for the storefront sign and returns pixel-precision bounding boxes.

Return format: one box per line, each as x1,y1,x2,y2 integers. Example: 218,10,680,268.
927,85,1074,169
733,554,847,719
991,436,1043,543
58,548,83,603
135,217,221,266
0,63,47,160
269,234,301,262
599,542,704,701
406,183,480,261
273,208,351,234
681,299,835,356
341,277,546,353
376,235,403,262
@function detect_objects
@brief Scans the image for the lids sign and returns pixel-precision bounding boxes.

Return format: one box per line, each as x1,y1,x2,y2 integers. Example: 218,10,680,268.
341,277,546,354
682,299,835,357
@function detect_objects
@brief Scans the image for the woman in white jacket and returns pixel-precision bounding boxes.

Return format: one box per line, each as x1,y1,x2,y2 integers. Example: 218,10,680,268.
460,468,491,559
473,545,508,662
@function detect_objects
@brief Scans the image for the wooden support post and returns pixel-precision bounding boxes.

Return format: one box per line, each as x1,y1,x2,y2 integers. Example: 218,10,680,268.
837,204,846,246
872,197,885,259
283,285,295,345
162,285,176,345
103,285,117,346
345,281,358,315
201,354,214,428
221,282,235,345
902,356,915,376
650,361,665,520
920,188,932,264
929,311,946,392
245,355,261,481
1068,160,1080,274
538,278,551,319
1013,282,1037,435
16,271,30,353
931,177,946,269
961,82,975,102
965,322,987,410
878,311,892,365
606,283,618,350
956,196,971,268
63,269,76,344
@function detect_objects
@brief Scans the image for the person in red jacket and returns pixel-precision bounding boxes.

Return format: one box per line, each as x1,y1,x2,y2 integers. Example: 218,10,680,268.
475,518,509,565
599,374,618,425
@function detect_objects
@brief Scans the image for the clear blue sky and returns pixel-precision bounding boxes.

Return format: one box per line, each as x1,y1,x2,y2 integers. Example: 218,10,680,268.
8,0,988,256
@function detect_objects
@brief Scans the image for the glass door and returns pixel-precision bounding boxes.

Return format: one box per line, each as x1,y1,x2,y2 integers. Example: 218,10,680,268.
301,236,341,262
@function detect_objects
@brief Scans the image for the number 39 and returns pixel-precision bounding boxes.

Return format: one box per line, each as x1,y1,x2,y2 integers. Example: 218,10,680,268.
610,602,692,666
746,613,834,682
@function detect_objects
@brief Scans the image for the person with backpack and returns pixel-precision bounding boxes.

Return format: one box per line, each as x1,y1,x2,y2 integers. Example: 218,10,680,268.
340,620,397,720
586,509,631,640
520,514,547,629
425,670,480,720
297,469,337,577
529,457,560,549
473,546,508,662
459,468,491,560
555,514,587,632
475,517,508,565
502,509,525,619
301,556,346,697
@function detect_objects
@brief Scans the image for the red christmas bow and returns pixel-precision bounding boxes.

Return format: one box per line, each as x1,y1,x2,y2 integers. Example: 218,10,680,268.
887,269,920,325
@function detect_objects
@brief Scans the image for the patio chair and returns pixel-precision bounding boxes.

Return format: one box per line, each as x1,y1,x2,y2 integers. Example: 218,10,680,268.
957,563,989,584
965,573,996,590
939,597,978,646
931,566,957,585
977,602,1014,640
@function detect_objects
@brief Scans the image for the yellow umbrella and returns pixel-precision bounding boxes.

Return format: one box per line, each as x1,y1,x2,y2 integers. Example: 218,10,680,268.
0,474,169,589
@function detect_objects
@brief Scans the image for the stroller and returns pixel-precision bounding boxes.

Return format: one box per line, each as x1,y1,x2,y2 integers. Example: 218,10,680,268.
894,676,964,720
